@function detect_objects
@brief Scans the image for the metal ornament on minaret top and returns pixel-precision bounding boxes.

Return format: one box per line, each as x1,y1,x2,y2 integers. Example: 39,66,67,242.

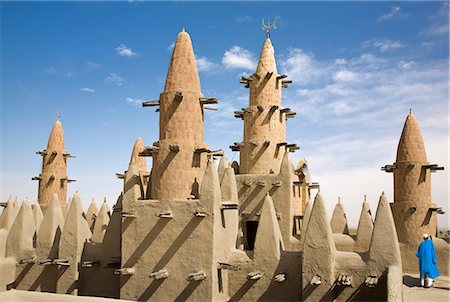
262,18,277,38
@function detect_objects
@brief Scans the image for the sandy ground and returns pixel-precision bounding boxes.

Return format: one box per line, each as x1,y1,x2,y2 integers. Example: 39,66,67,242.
403,273,450,302
0,274,449,301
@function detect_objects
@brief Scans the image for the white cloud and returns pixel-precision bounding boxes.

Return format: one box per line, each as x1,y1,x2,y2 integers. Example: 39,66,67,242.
364,39,405,52
105,73,125,86
196,56,219,72
333,70,357,82
280,48,324,85
335,58,347,65
222,46,257,70
378,6,401,22
115,44,140,57
80,87,95,93
126,97,145,106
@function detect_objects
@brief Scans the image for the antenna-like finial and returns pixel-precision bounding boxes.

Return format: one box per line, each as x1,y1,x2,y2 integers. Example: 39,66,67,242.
55,112,61,122
338,196,341,204
262,17,277,38
364,194,367,202
409,108,412,114
182,26,185,32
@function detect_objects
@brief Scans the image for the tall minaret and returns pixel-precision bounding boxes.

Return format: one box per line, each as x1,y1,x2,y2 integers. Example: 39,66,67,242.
146,28,211,200
236,31,295,174
33,117,75,207
385,110,444,244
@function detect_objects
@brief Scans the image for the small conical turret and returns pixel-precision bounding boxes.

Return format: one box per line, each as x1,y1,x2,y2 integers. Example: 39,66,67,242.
254,194,284,262
396,110,427,163
36,193,64,260
355,198,373,253
217,154,228,183
0,198,18,231
164,29,200,93
32,203,44,231
302,192,336,301
58,192,92,295
130,136,147,173
369,193,401,268
85,198,98,231
330,198,349,235
6,200,35,259
92,199,110,243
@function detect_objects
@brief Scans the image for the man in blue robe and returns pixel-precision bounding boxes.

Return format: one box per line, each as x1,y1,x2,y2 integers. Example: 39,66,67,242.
416,233,440,287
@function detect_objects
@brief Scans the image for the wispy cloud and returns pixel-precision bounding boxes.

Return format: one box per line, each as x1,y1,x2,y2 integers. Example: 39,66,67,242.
420,24,449,36
167,42,175,52
280,48,448,151
115,44,140,57
43,67,74,77
234,16,252,23
105,73,125,86
196,56,219,72
364,39,405,52
222,46,257,70
80,87,95,93
126,97,145,106
85,61,101,71
378,6,401,22
420,2,449,37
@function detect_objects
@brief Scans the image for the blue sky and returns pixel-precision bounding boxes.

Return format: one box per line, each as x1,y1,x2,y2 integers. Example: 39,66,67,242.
1,1,448,228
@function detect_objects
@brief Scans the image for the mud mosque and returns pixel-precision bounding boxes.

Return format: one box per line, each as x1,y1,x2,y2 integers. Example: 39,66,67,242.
0,26,448,302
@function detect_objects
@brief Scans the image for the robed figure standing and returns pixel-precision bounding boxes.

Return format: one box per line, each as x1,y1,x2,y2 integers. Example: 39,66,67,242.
416,233,440,287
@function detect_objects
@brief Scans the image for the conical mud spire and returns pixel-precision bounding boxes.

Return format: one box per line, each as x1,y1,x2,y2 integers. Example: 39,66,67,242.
200,159,221,210
63,196,72,220
254,194,284,262
369,193,401,268
32,202,44,231
130,136,147,173
299,198,313,248
36,193,64,259
217,154,228,183
86,198,98,231
219,167,239,251
0,198,18,231
302,192,336,301
355,198,373,252
220,166,238,203
58,192,92,294
330,198,349,234
92,199,110,243
6,200,35,259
